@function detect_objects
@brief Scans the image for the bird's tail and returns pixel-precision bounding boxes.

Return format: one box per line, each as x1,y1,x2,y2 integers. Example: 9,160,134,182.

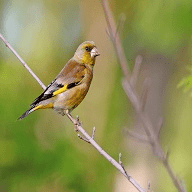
18,103,53,120
17,107,35,120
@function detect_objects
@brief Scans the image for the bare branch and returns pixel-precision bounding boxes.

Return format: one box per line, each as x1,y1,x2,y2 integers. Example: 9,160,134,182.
101,0,186,191
157,117,163,138
92,127,96,139
125,129,150,144
105,28,113,40
66,113,145,192
115,13,126,39
130,55,143,87
163,158,185,192
140,77,151,111
122,78,142,113
118,153,122,164
101,0,130,77
77,134,90,143
119,153,130,180
76,115,80,121
0,33,46,90
1,33,145,192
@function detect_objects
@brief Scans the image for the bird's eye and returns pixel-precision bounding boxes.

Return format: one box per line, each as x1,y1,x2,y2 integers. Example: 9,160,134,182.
85,46,91,52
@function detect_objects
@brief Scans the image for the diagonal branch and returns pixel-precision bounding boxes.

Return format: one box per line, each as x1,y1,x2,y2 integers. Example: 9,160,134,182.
0,34,46,90
66,113,145,192
0,33,146,192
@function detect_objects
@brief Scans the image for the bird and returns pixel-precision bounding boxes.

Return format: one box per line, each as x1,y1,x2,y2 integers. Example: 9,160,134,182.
18,41,100,120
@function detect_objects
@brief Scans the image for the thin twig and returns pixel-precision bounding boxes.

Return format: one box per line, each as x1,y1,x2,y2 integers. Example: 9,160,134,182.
140,77,151,111
101,0,130,77
101,0,185,191
105,29,112,40
119,153,130,180
125,129,150,144
0,34,46,90
66,113,145,192
115,13,126,40
92,127,96,139
130,55,143,87
162,158,185,192
76,115,80,122
77,134,90,143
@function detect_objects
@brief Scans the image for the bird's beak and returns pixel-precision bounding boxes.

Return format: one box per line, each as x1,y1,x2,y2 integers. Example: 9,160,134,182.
91,47,100,58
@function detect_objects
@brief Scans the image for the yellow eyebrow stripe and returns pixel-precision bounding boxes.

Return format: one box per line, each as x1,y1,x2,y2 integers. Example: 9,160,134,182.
53,84,68,96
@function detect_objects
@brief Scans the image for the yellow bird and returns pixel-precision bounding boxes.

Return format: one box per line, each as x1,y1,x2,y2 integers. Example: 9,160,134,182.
18,41,100,120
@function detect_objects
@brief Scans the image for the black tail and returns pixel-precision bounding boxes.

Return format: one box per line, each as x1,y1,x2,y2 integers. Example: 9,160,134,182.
17,107,34,120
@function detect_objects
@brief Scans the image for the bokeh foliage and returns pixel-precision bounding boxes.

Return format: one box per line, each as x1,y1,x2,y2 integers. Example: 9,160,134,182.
0,0,192,191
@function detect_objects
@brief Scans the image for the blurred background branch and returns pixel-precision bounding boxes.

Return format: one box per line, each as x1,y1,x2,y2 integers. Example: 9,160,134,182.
101,0,185,191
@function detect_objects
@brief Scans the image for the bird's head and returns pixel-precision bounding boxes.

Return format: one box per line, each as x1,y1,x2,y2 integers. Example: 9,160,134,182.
74,41,100,67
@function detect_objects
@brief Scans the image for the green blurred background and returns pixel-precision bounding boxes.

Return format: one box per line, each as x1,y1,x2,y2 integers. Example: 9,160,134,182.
0,0,192,191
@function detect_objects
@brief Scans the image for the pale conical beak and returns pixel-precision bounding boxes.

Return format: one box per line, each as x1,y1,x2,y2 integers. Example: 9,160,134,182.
91,47,100,58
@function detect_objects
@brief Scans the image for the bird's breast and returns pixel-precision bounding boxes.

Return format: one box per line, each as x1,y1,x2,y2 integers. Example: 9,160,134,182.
54,69,93,111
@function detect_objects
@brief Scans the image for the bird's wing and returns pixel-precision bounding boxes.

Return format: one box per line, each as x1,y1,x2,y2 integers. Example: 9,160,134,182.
31,60,86,106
